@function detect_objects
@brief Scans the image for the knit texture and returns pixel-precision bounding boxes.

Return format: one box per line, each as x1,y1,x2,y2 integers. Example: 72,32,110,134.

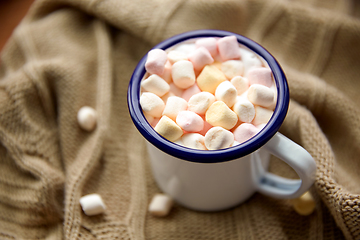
0,0,359,239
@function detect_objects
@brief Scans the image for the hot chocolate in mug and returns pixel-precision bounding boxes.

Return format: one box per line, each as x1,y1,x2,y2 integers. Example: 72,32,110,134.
127,30,316,211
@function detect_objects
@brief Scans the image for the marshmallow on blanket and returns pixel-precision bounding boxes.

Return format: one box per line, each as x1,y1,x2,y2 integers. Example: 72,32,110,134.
290,191,316,216
154,115,183,142
188,47,214,71
231,76,249,95
217,36,241,61
141,74,170,97
205,101,238,130
171,60,196,89
188,92,215,115
233,98,255,123
196,37,218,57
181,133,207,150
252,106,273,126
148,193,174,217
176,111,204,132
233,123,259,144
204,126,234,150
247,67,273,88
140,92,165,118
221,60,244,79
162,96,188,120
247,84,274,108
215,81,237,107
196,65,227,94
145,49,168,75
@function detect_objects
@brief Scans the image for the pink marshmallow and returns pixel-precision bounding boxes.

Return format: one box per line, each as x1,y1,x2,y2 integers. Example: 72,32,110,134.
188,47,214,71
182,84,201,101
217,36,241,61
233,123,259,144
145,49,168,75
247,67,273,88
195,37,218,57
176,111,204,132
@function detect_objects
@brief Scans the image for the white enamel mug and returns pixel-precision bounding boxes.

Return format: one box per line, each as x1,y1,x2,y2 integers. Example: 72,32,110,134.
128,30,316,212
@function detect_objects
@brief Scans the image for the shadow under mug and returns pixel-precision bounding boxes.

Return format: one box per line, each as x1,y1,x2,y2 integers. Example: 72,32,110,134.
127,30,317,211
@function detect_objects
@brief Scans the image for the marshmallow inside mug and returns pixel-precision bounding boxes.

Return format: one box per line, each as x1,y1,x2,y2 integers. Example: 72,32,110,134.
128,30,289,163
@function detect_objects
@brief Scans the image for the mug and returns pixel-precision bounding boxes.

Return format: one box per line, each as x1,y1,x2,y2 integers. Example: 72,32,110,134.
127,30,316,212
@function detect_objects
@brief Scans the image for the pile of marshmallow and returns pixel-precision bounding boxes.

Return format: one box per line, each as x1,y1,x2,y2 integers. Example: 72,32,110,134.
140,35,277,150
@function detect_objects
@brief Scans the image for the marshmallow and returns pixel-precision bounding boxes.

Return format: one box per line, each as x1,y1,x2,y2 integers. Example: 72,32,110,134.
154,115,183,142
174,43,197,55
247,84,274,108
176,111,204,132
195,37,218,57
196,65,226,94
145,49,168,75
188,92,215,115
188,47,214,71
233,123,259,144
231,76,249,95
181,133,207,150
215,81,237,107
181,83,201,101
140,92,165,118
161,91,176,103
239,48,262,75
217,36,241,61
205,101,238,130
167,50,188,64
204,127,234,150
77,106,97,131
162,96,188,120
79,194,106,216
290,191,315,216
233,98,255,123
198,119,213,136
160,61,172,83
252,106,273,126
247,67,273,88
148,193,174,217
141,74,170,97
169,82,184,97
171,60,196,89
221,60,244,79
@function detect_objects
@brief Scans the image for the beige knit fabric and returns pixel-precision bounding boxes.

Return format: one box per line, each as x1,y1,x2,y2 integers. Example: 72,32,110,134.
0,0,359,239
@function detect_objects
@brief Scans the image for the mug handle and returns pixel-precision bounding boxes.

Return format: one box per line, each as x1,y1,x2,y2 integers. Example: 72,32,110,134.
252,132,317,199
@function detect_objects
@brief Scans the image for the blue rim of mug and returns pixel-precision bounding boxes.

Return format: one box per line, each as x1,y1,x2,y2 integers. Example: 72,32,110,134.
127,30,289,163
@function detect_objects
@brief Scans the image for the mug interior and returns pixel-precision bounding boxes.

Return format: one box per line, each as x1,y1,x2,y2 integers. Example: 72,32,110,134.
127,30,289,163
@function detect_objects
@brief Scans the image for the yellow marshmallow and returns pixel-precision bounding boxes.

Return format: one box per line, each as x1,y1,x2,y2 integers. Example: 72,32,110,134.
205,101,238,130
196,65,226,94
290,191,316,216
154,116,183,142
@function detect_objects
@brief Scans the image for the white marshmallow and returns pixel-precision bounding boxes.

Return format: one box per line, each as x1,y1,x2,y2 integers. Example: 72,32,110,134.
141,74,170,97
145,49,168,75
167,50,188,64
231,76,249,95
196,65,227,94
161,91,176,104
171,60,196,89
181,133,207,150
148,193,174,217
239,48,262,75
176,111,204,132
247,84,274,108
221,60,244,79
181,83,201,101
290,191,316,216
173,43,197,55
204,127,234,150
252,106,273,126
233,123,259,144
205,101,238,130
162,96,188,120
79,194,106,216
215,81,237,107
154,115,183,142
140,92,165,118
77,106,97,131
188,47,214,71
233,98,255,123
217,36,241,61
195,37,218,57
188,92,215,115
247,67,273,88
